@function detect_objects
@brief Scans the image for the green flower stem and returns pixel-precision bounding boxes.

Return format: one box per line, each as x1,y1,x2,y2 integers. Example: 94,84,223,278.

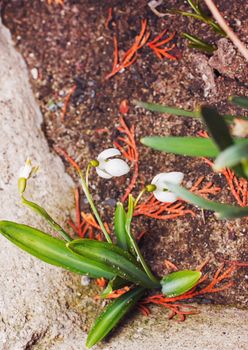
133,188,146,208
77,168,112,243
85,164,92,187
126,195,159,285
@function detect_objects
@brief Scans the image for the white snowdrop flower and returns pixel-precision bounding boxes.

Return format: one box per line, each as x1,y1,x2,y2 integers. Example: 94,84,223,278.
151,172,184,203
18,159,33,179
95,148,130,179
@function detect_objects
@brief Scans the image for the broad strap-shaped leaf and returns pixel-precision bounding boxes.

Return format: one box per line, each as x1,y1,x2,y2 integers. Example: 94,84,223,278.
161,270,201,297
114,202,131,251
229,95,248,109
141,136,219,157
163,183,248,219
67,239,160,288
0,221,115,279
214,142,248,178
86,287,145,348
141,136,248,158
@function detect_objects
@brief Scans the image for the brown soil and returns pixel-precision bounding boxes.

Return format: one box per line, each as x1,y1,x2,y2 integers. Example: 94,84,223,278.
1,0,247,307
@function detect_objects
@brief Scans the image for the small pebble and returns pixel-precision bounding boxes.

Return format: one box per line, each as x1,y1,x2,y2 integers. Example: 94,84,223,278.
31,68,38,80
104,198,116,207
81,275,91,286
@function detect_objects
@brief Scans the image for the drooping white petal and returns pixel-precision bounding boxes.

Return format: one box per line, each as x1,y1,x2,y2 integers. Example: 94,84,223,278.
97,148,121,161
161,172,184,184
153,190,178,203
105,159,130,177
152,172,184,190
95,167,113,179
151,173,165,186
18,164,32,179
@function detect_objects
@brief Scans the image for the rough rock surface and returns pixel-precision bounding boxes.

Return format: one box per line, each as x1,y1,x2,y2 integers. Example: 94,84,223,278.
0,19,83,349
209,38,248,83
0,20,247,350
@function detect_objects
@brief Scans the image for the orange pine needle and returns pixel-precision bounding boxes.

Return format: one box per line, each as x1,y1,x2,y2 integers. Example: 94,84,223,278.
106,20,150,79
96,278,107,288
190,176,221,197
55,146,81,173
222,260,248,267
138,304,151,316
147,30,177,60
119,99,129,115
67,188,83,237
47,0,64,5
134,193,194,220
60,84,76,121
136,230,146,241
222,168,248,207
104,286,131,299
105,8,113,30
114,116,139,202
164,260,178,271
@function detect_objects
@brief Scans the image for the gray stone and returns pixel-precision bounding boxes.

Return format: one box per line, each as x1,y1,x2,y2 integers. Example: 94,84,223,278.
0,19,247,350
0,19,83,350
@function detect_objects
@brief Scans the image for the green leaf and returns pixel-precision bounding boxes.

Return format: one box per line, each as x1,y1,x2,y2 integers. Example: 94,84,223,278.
163,183,248,219
187,0,201,15
161,270,201,297
135,100,241,122
86,287,145,348
200,105,246,177
141,136,219,157
182,32,216,53
0,221,115,279
21,195,72,241
200,106,234,151
229,95,248,109
214,142,248,178
67,239,160,289
135,100,198,118
141,136,248,158
114,202,130,251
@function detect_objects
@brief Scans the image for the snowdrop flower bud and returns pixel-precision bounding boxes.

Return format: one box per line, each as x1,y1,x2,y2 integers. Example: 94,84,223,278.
95,148,130,179
18,159,38,194
19,159,33,179
151,172,184,203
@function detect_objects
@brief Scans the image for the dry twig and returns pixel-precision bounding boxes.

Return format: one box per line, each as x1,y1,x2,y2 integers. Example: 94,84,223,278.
204,0,248,61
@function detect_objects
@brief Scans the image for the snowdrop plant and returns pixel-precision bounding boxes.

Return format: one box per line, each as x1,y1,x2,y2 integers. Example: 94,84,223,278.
0,153,201,348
